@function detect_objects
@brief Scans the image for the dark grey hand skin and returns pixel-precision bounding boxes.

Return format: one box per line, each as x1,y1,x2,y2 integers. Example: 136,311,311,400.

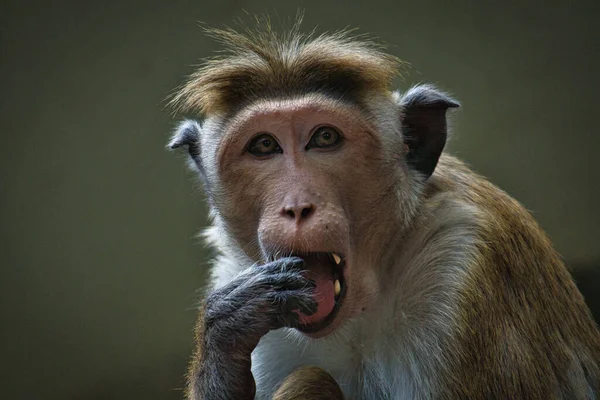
189,257,317,400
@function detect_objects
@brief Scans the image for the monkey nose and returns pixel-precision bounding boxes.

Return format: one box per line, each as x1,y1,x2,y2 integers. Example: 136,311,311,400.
282,202,315,224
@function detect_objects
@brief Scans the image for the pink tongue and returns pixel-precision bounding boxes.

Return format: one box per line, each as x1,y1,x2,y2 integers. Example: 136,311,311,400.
297,271,335,325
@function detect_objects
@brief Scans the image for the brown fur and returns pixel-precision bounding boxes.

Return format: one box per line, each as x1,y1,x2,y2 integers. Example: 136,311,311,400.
273,366,344,400
170,20,403,116
429,156,600,398
186,304,207,400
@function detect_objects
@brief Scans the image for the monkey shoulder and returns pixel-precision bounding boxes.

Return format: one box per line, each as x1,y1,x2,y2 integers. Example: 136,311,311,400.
423,154,600,398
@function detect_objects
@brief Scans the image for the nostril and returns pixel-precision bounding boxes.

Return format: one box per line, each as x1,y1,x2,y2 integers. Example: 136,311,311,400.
282,203,315,222
300,206,312,219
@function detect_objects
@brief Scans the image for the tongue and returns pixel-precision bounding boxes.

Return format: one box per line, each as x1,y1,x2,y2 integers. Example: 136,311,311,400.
296,270,336,325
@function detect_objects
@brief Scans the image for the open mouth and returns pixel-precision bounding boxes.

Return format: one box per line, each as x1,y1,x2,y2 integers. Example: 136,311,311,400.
289,251,347,334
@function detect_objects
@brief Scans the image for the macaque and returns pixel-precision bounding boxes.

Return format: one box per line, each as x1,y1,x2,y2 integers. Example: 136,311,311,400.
169,23,600,399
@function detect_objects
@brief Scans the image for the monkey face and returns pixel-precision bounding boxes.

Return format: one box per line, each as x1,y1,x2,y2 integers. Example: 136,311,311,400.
212,95,404,337
171,84,458,337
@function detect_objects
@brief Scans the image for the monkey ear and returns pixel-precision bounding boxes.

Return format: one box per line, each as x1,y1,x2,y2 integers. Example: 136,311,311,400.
398,85,459,179
168,119,205,176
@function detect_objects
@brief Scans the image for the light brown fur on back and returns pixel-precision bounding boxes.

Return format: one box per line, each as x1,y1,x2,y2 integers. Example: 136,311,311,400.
429,155,600,398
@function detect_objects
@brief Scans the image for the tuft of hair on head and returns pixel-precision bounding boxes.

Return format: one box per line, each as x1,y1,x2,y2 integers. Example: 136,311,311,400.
169,16,406,117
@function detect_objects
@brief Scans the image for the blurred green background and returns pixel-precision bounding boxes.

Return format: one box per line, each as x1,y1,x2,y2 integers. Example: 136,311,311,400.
1,0,598,399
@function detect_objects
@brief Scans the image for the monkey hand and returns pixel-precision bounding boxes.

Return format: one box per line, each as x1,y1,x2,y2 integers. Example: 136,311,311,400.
204,256,317,350
191,257,317,400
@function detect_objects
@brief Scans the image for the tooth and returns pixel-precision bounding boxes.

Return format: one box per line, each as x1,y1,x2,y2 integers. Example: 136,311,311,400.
332,253,341,265
334,279,341,296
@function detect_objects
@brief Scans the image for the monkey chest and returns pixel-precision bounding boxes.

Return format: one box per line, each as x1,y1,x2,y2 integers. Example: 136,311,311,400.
251,329,414,399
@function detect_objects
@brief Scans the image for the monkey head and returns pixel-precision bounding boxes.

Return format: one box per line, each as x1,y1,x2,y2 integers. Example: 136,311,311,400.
169,31,458,338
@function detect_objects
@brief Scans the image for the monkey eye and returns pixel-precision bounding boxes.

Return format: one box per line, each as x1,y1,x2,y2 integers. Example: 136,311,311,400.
306,126,343,150
246,133,282,157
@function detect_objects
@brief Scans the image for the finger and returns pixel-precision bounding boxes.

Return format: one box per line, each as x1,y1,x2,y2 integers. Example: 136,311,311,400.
274,290,318,316
258,256,305,273
247,270,315,291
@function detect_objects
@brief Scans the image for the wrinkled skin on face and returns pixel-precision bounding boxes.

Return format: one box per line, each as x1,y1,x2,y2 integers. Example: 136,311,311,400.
213,95,406,336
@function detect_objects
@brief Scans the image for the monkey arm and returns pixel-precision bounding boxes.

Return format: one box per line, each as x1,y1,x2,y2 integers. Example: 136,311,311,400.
185,257,317,400
187,307,255,400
